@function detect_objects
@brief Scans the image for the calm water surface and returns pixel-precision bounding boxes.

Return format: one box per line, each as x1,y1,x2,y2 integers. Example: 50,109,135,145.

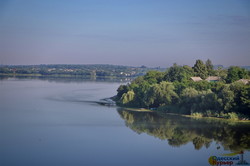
0,77,249,166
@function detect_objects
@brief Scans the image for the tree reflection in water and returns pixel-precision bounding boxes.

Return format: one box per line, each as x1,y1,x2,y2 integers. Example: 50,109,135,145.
117,108,250,151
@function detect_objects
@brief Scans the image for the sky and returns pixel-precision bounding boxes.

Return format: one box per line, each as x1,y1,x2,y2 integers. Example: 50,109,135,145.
0,0,250,67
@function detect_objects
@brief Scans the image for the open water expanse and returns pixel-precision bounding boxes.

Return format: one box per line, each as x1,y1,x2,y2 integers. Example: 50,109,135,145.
0,77,249,166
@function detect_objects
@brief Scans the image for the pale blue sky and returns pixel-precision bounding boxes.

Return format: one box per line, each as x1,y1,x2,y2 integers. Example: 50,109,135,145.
0,0,249,67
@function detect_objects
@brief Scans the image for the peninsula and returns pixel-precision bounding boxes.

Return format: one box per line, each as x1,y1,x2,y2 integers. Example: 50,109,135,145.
115,59,250,120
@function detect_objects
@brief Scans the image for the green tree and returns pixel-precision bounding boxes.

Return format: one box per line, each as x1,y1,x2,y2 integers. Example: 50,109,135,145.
205,59,214,75
180,87,199,114
164,64,194,82
121,90,135,105
117,85,129,99
189,80,211,91
144,70,163,84
164,63,183,82
193,59,208,79
226,66,248,83
218,85,235,112
181,87,199,98
183,65,195,78
214,67,227,80
229,82,250,115
199,92,220,114
240,85,250,115
132,80,151,107
150,81,178,107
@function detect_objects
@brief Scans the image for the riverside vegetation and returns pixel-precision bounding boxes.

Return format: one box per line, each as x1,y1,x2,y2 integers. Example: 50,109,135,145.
115,59,250,120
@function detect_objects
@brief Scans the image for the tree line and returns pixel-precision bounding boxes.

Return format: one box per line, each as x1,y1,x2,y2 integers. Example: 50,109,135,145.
116,59,250,119
0,64,163,78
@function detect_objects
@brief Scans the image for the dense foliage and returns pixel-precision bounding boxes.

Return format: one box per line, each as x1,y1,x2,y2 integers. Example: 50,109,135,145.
116,60,250,119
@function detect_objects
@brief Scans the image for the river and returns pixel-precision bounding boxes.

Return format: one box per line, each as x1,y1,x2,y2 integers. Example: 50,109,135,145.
0,77,249,166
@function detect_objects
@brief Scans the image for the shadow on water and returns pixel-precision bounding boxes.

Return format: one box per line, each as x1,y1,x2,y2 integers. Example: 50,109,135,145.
117,108,250,152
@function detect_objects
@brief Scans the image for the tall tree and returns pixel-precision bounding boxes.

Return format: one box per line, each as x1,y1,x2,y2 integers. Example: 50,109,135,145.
164,63,183,82
193,59,208,79
205,59,214,75
164,64,194,82
218,85,235,112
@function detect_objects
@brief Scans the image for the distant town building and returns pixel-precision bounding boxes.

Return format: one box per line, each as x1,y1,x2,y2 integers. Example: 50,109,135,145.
190,77,203,82
205,76,221,82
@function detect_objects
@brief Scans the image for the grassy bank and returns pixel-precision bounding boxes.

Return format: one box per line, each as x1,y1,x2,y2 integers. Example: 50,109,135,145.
114,101,250,122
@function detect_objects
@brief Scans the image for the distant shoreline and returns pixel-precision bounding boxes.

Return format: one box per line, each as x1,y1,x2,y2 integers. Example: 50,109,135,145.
0,64,166,79
0,73,134,78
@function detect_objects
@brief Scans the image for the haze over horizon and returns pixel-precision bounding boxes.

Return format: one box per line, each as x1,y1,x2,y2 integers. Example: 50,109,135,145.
0,0,250,67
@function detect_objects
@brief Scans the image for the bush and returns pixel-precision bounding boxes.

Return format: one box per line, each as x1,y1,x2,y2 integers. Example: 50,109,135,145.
225,112,239,120
191,112,203,118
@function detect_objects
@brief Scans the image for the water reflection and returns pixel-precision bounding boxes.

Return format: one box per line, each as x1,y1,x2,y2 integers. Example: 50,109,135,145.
117,108,250,151
0,75,132,83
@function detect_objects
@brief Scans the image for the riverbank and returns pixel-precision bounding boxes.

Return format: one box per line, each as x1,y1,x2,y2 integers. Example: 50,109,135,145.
130,108,250,122
113,101,250,122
